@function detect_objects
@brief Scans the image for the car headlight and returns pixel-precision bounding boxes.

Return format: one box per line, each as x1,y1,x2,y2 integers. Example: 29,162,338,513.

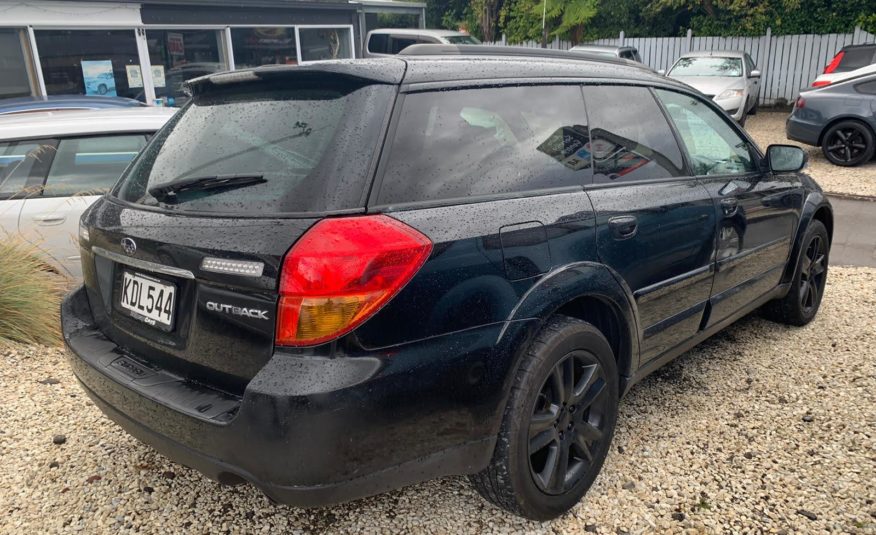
716,89,744,100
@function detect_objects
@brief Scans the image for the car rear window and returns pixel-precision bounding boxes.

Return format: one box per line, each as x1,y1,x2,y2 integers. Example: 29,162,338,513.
113,80,393,214
839,46,876,72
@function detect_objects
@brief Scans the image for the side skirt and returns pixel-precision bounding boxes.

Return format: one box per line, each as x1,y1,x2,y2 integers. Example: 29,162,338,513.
621,282,790,396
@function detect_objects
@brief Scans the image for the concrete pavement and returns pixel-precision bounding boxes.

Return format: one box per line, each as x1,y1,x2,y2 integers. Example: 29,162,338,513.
828,196,876,268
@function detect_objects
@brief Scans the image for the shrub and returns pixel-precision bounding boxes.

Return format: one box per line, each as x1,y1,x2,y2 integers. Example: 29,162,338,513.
0,239,64,346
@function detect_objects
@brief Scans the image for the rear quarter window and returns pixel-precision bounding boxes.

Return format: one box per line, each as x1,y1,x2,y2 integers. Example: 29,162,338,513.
839,46,876,72
113,81,393,214
376,85,591,205
43,134,146,197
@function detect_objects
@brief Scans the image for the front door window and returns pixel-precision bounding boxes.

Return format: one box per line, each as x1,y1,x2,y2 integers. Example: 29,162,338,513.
655,89,757,176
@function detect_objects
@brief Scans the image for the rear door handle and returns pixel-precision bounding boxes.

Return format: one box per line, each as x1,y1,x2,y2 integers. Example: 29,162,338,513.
608,215,638,240
32,213,66,225
720,198,738,217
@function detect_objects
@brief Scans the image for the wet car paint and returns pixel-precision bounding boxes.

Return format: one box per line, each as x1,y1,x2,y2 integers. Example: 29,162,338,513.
66,55,833,507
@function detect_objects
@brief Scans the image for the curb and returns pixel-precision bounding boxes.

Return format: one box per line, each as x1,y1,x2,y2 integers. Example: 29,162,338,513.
826,193,876,203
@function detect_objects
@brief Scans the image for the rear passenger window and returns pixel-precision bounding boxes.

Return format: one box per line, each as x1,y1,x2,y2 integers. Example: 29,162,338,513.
582,85,685,183
856,80,876,95
43,135,146,197
655,89,756,176
0,140,55,198
368,34,388,54
839,46,876,71
377,85,591,205
390,36,418,54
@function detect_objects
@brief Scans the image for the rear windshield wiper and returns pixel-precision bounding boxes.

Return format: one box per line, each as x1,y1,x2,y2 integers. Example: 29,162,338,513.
148,174,266,203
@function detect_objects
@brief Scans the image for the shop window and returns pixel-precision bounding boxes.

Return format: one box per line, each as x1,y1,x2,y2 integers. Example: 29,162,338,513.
298,27,353,62
0,29,32,99
34,30,143,101
146,30,224,106
231,28,297,69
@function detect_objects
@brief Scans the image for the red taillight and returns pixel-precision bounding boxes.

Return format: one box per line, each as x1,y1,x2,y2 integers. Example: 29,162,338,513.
795,96,806,109
276,215,432,346
811,80,831,88
824,51,844,74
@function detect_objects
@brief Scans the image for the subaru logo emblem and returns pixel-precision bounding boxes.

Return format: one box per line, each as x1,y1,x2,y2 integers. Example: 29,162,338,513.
121,237,137,256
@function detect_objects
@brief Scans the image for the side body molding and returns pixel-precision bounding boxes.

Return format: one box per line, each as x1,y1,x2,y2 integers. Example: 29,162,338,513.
498,261,642,382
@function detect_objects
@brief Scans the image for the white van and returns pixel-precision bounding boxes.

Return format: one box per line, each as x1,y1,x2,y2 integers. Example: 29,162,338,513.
364,29,480,57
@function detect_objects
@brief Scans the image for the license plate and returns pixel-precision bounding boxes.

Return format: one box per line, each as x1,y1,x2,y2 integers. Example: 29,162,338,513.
119,271,176,329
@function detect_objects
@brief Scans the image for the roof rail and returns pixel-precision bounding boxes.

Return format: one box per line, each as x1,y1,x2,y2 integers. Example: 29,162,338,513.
398,44,635,67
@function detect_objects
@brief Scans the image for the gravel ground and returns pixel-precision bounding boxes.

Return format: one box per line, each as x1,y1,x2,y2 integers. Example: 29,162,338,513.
2,267,875,534
745,112,876,198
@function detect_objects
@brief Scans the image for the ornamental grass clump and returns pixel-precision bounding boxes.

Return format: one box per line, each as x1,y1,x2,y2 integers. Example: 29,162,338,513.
0,239,64,346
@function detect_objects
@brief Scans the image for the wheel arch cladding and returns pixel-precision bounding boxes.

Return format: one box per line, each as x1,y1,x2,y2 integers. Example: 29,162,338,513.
782,194,833,285
500,262,640,382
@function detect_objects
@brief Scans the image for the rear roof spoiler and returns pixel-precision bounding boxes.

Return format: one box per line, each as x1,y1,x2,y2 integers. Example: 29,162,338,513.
185,59,406,96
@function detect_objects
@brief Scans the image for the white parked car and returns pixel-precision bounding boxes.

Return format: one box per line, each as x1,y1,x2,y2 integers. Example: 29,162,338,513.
0,107,175,279
664,51,761,125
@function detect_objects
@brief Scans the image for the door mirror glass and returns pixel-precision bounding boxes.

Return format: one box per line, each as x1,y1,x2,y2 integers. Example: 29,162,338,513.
767,144,806,173
749,69,761,78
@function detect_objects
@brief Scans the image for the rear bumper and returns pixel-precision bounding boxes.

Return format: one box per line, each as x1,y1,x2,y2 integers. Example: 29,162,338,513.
785,114,821,146
62,285,515,506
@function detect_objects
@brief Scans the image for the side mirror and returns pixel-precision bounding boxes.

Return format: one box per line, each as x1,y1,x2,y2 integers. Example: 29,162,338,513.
767,144,807,173
657,68,666,75
750,69,761,78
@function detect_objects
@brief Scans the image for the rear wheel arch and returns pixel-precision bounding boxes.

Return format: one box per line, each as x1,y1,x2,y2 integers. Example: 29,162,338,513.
500,262,640,394
554,295,632,387
817,115,875,147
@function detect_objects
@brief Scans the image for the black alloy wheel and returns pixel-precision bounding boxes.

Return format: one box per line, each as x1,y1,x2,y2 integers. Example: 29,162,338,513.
528,351,608,495
469,316,619,520
821,120,875,167
799,233,827,316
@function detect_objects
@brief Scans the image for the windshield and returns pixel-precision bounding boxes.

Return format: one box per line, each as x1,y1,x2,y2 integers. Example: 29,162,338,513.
113,81,393,214
670,57,743,77
444,35,480,44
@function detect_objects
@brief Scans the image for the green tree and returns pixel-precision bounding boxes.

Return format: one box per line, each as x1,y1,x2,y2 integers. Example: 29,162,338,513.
500,0,599,44
646,0,876,36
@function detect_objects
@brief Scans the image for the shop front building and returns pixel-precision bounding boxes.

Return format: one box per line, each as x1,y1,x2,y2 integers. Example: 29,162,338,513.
0,0,425,105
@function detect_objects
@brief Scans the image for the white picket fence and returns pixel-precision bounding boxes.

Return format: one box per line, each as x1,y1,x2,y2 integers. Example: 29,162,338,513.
487,27,876,106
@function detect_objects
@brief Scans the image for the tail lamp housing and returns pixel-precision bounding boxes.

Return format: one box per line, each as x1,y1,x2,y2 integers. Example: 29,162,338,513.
811,80,831,88
276,215,432,347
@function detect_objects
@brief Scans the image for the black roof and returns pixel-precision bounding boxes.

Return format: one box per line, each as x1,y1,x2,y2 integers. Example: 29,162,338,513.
186,46,685,94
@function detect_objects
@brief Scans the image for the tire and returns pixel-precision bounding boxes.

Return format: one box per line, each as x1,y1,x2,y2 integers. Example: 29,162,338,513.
749,98,758,116
762,220,829,326
737,112,747,127
821,120,875,167
469,315,619,520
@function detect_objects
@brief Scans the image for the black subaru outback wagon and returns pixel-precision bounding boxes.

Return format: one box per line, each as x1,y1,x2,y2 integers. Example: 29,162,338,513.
63,46,832,520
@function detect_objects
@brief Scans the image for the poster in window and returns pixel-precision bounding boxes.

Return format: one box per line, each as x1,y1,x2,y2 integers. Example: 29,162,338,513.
125,65,143,88
82,60,116,97
167,32,185,56
151,66,166,88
